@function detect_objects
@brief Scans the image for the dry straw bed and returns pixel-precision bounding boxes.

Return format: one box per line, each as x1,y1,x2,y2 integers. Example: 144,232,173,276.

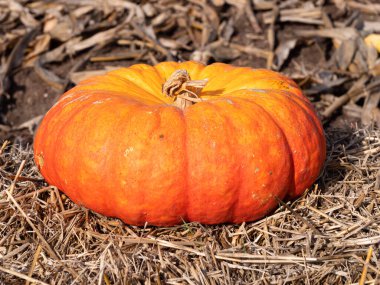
1,0,380,284
0,126,379,284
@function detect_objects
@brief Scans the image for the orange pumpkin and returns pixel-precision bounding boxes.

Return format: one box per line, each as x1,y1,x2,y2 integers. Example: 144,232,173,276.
34,61,326,226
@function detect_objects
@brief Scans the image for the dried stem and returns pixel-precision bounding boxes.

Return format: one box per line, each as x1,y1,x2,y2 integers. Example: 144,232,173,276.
359,246,373,285
162,69,208,110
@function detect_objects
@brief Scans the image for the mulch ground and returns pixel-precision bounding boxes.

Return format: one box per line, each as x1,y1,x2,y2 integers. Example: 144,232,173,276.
1,0,380,284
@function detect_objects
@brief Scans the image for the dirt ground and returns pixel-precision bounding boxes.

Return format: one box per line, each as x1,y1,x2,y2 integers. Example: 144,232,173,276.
1,0,380,284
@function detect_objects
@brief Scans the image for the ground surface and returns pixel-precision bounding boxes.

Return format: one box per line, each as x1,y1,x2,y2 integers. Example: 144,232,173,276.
1,0,380,284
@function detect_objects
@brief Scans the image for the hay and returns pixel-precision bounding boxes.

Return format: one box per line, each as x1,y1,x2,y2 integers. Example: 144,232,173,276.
1,125,379,284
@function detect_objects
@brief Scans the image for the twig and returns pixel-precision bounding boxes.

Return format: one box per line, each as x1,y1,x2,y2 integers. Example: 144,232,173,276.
322,75,370,121
0,140,9,155
359,246,373,285
9,160,26,195
245,1,262,33
305,205,347,227
25,244,43,285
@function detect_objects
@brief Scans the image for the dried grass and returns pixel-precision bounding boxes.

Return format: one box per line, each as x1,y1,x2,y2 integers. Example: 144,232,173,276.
0,126,379,284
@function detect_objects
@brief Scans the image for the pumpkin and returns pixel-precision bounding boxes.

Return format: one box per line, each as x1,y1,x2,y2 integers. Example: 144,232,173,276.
34,61,326,226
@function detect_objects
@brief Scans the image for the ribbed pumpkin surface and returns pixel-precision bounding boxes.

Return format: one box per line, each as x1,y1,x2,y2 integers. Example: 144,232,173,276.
34,61,326,226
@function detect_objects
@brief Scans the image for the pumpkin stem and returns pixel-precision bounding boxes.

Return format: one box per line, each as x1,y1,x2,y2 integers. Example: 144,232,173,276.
162,69,208,110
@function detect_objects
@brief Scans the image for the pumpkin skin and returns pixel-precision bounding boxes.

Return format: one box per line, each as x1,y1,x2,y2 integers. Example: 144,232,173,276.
34,61,326,226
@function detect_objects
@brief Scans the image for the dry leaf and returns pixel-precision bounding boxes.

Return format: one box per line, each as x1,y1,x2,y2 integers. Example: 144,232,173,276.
43,16,58,33
71,6,94,18
151,12,170,27
211,0,225,7
142,3,156,17
0,27,39,96
304,77,349,96
213,46,240,61
349,47,368,74
336,39,356,71
159,38,191,50
190,49,212,64
295,28,358,46
347,1,380,15
70,27,119,53
33,59,64,90
24,34,51,66
8,0,39,27
48,16,74,42
274,39,297,70
42,36,82,63
362,92,380,125
220,18,234,42
263,7,322,25
230,43,271,59
363,21,380,33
